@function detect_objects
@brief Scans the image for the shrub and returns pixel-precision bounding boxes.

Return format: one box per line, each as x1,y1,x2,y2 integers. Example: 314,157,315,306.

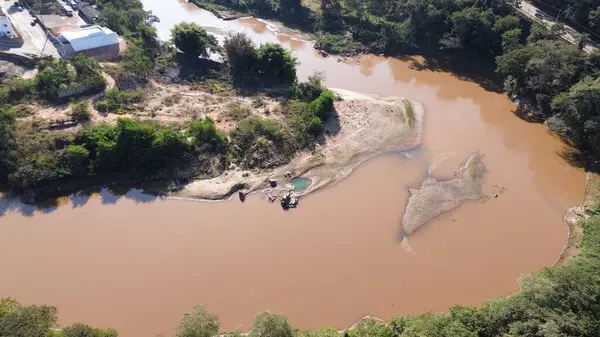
224,33,257,83
310,89,335,120
171,22,221,58
255,43,297,85
308,116,324,135
4,77,36,102
63,323,117,337
249,311,294,337
70,100,92,122
175,305,220,337
230,116,283,151
225,103,251,121
292,74,323,101
188,117,228,152
64,145,90,176
224,33,297,86
96,88,146,114
35,56,105,101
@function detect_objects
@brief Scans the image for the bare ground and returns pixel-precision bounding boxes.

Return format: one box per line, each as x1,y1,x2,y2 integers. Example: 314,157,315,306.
19,79,281,131
176,88,424,200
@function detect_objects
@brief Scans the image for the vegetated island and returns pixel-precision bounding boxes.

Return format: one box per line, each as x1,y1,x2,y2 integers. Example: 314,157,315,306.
176,89,424,201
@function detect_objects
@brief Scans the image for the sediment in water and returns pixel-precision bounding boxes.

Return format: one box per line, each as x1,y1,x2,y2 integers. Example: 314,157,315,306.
401,153,486,236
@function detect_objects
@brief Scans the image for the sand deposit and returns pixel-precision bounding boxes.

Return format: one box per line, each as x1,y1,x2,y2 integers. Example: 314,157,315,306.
401,153,486,236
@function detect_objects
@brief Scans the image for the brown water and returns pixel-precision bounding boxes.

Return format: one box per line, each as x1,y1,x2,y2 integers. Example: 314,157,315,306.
0,0,587,336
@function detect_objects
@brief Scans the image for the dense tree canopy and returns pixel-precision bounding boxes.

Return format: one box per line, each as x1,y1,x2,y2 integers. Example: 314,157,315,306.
224,33,297,85
171,22,221,58
531,0,600,35
249,311,294,337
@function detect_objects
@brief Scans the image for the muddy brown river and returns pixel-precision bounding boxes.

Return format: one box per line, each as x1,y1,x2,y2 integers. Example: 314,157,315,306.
0,1,587,336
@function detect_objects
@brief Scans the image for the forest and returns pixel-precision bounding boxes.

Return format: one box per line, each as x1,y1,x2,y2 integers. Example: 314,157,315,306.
530,0,600,36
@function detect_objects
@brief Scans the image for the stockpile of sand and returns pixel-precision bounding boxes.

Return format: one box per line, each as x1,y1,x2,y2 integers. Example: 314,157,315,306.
401,153,486,236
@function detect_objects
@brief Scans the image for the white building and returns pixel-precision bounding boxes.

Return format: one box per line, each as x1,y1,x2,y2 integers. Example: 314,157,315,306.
56,25,119,60
0,9,17,39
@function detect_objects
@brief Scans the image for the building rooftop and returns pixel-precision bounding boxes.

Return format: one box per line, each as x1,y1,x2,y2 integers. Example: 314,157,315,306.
57,25,119,52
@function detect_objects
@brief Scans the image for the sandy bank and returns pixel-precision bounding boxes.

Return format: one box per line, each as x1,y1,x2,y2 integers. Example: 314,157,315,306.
173,88,424,200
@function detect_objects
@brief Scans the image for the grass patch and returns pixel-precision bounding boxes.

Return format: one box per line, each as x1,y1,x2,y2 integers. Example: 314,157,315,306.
70,100,92,122
96,88,146,114
402,99,415,128
162,94,182,106
224,103,252,122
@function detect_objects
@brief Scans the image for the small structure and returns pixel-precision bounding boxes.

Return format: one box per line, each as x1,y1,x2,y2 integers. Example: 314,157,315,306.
55,25,119,60
0,9,17,39
78,5,101,24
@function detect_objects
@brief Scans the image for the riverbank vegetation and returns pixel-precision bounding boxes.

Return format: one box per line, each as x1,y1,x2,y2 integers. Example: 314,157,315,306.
0,0,341,201
1,55,106,104
193,0,600,167
2,182,600,336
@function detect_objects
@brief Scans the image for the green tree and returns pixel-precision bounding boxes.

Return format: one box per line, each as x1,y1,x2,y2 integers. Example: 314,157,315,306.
440,8,495,55
293,74,324,101
175,305,220,337
548,76,600,154
63,323,118,337
0,108,17,184
527,22,554,43
255,43,298,85
115,118,157,174
501,28,523,52
121,41,155,76
249,311,294,337
65,145,90,176
188,117,228,152
152,129,191,164
224,33,258,83
492,15,520,34
310,89,335,120
171,22,220,58
0,301,58,337
577,33,590,50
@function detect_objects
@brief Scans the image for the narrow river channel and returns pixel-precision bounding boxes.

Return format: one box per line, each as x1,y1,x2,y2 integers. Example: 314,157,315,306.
0,1,588,336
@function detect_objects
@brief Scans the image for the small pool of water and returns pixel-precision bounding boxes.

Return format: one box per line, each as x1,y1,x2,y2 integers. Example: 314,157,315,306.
291,177,312,192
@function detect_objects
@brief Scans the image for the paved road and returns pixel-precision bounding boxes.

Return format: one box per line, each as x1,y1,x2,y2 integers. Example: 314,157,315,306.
0,2,58,57
509,1,598,53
